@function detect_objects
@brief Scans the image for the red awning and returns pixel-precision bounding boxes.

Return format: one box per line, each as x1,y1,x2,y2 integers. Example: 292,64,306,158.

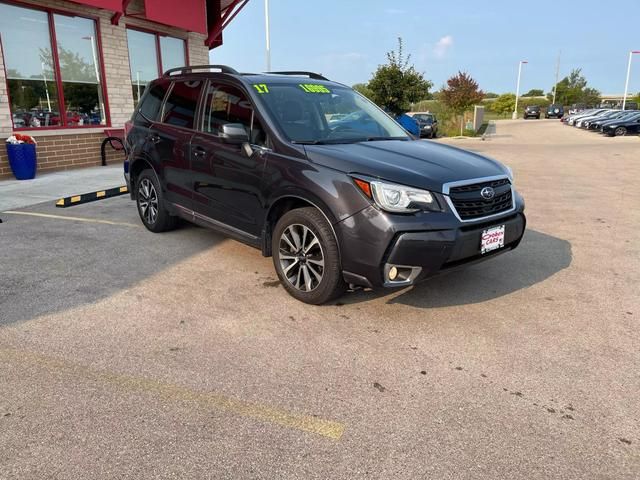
65,0,123,11
144,0,207,34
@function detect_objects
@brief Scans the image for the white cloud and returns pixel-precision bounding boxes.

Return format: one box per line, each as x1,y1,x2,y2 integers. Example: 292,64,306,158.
433,35,454,59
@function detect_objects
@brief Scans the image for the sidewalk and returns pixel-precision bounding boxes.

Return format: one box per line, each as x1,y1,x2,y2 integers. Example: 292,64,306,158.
0,165,125,211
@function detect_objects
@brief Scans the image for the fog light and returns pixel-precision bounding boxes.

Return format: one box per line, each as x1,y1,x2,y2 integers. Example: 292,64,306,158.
388,266,398,281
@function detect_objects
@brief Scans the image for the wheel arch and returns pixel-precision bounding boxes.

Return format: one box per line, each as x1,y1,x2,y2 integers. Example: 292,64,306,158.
262,192,341,259
129,157,159,198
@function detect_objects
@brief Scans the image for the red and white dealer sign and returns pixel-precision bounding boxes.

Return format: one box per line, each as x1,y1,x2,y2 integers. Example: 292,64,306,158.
481,225,505,254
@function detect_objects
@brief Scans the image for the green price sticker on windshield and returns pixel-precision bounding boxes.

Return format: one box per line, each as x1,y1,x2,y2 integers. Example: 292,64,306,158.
253,84,269,94
299,83,331,94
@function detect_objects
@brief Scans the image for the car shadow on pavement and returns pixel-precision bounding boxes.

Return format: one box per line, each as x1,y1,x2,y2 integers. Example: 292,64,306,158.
0,202,223,326
343,229,572,308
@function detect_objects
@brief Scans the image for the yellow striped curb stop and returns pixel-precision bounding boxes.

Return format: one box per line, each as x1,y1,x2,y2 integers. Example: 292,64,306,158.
56,185,129,208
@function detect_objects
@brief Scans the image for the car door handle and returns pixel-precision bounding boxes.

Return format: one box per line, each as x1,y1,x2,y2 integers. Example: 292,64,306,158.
193,147,206,158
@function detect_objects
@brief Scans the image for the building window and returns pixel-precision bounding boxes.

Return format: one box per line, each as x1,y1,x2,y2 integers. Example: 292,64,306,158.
0,2,107,129
127,29,186,106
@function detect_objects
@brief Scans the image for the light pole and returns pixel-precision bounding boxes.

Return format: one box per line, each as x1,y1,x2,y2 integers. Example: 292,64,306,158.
512,60,528,120
552,50,561,105
83,36,105,124
40,62,52,112
264,0,271,71
622,51,640,110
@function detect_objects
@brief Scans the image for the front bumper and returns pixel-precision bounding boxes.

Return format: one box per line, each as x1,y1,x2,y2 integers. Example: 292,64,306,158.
338,192,526,288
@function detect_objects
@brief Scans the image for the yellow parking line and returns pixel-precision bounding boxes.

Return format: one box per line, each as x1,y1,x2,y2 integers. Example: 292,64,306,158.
2,211,141,228
0,348,345,440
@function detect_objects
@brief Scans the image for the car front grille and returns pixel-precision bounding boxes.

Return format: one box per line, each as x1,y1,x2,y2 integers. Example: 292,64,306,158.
448,178,513,221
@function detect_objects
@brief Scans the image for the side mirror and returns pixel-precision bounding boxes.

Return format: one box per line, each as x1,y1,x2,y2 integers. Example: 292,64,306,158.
220,123,249,144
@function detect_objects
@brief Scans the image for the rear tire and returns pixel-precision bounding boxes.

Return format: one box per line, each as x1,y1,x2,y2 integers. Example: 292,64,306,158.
272,207,346,304
135,169,178,233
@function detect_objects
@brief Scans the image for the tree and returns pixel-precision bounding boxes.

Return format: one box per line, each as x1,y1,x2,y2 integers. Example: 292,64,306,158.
440,71,484,135
367,38,433,115
484,92,499,98
549,68,600,106
352,83,374,100
523,88,544,97
489,93,516,116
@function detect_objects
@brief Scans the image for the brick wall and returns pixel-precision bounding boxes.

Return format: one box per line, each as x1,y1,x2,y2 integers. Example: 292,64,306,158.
0,0,209,179
0,132,124,179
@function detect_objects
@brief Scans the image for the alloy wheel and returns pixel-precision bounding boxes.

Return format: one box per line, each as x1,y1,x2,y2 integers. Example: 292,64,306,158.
278,224,325,292
615,127,627,136
138,178,159,225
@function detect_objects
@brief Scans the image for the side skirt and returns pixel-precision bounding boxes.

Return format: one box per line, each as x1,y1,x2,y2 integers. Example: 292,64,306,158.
171,203,262,249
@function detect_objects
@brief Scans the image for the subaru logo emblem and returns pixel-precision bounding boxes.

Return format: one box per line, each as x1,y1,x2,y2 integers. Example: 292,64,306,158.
480,186,495,200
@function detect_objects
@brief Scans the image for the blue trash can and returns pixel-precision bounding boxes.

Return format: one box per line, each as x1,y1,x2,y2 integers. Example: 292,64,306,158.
6,143,37,180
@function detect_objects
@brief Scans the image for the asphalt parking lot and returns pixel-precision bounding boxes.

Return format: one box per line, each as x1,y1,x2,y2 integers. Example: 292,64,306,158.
1,120,638,479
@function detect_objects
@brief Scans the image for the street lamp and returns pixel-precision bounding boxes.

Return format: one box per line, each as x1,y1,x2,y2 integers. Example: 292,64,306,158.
512,60,528,120
622,51,640,110
82,35,105,124
264,0,271,71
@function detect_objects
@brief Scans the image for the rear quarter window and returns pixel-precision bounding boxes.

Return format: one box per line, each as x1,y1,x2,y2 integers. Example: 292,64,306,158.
135,81,169,124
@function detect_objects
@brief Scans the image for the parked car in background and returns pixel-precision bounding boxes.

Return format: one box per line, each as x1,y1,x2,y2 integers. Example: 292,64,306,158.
523,105,540,119
601,112,640,136
409,112,438,138
125,66,525,304
575,109,613,128
545,104,564,119
584,110,630,130
568,104,587,115
565,109,607,126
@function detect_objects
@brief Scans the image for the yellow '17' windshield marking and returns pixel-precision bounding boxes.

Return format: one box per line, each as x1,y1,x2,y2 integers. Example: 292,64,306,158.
253,84,269,94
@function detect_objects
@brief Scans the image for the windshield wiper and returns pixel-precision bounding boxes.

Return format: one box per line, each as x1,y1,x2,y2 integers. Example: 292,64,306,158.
291,140,328,145
363,136,408,142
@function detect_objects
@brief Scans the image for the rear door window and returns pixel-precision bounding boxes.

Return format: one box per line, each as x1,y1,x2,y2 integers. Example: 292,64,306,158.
161,80,203,129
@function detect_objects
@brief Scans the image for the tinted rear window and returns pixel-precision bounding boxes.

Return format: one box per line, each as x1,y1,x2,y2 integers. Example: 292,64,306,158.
136,82,169,123
161,80,203,129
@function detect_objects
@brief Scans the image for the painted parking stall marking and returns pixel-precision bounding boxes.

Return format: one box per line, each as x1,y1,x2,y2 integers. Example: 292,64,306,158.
0,348,345,440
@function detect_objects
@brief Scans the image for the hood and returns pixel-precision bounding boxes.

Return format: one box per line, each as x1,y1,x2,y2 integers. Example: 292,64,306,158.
304,140,509,193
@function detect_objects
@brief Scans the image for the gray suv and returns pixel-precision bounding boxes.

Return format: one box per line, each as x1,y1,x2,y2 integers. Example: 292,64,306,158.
124,65,526,304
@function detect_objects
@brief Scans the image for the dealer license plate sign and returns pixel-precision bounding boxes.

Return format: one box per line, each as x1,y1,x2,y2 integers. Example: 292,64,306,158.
481,225,505,254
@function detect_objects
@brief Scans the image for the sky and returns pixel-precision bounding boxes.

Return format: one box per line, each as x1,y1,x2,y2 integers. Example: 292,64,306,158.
210,0,640,96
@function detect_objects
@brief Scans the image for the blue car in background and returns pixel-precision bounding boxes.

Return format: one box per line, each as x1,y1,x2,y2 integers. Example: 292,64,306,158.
329,110,420,137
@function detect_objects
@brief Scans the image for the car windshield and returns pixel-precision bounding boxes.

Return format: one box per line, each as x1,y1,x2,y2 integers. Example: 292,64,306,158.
251,82,409,144
413,114,433,123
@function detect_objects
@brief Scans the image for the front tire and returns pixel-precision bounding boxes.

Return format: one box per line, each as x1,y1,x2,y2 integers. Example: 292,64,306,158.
272,207,346,304
136,169,178,232
614,126,627,136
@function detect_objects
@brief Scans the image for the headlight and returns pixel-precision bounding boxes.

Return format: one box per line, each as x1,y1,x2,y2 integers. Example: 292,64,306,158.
353,178,440,213
505,166,514,182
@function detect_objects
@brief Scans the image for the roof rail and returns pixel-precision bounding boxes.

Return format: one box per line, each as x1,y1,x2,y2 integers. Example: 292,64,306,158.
264,71,329,81
163,64,239,77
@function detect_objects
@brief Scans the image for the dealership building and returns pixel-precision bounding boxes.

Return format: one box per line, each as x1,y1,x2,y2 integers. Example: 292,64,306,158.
0,0,247,178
